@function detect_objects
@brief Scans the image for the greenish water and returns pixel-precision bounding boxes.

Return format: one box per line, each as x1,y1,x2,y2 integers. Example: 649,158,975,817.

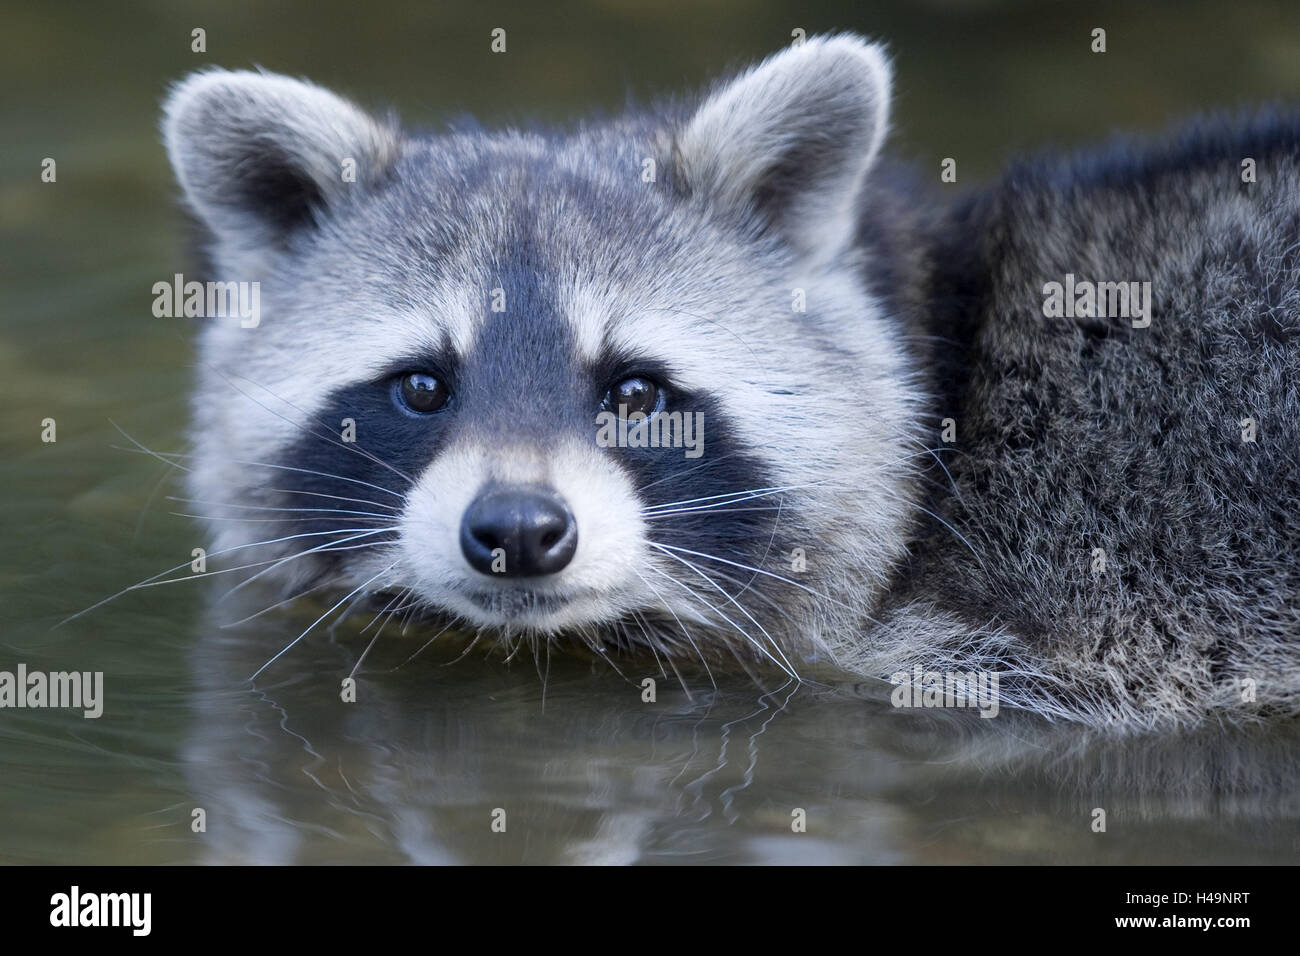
2,0,1299,864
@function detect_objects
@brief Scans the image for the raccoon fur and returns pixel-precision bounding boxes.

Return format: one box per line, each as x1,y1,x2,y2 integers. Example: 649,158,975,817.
859,110,1300,731
161,34,1300,731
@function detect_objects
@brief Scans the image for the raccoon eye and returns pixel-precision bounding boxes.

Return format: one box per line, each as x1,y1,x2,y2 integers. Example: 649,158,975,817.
395,372,449,414
603,376,662,417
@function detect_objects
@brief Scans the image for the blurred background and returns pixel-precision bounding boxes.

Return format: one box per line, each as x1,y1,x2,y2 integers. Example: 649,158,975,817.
1,0,1299,864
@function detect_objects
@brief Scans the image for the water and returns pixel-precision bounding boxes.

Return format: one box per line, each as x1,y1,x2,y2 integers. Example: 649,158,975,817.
2,0,1299,864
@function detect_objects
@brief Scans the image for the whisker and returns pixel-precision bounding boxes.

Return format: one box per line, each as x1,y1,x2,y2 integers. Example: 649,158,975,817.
393,618,458,670
503,634,528,664
644,505,784,519
399,599,425,636
219,577,337,628
132,463,176,543
109,443,406,501
361,587,411,635
541,640,552,710
699,560,886,629
636,451,745,494
650,544,799,679
643,483,816,513
580,624,633,682
167,495,397,521
58,526,394,627
440,629,485,666
267,487,401,512
631,606,695,698
650,541,851,610
109,419,192,474
631,567,717,689
641,562,796,680
348,588,411,680
218,528,398,602
76,544,386,598
642,447,953,515
631,610,669,679
169,511,390,525
250,563,397,681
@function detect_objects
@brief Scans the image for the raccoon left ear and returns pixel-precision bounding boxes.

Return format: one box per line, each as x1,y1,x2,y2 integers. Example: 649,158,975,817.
675,34,891,261
163,69,399,264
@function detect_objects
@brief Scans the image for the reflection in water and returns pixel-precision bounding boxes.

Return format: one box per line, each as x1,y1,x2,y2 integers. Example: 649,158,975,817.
185,586,1300,864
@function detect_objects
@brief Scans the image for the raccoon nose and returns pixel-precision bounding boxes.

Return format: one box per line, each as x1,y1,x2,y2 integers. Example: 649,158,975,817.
460,486,578,577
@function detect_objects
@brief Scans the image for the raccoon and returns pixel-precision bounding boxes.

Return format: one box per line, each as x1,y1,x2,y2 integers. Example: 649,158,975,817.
161,34,1300,730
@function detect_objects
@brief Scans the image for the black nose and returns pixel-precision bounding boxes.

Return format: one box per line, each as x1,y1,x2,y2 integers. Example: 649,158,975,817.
459,486,578,577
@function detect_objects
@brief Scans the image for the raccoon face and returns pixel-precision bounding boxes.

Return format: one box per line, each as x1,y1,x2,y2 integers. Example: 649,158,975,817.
163,35,925,670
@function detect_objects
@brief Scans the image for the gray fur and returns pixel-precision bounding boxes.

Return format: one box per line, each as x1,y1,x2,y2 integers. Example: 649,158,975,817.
162,35,1299,731
858,117,1300,730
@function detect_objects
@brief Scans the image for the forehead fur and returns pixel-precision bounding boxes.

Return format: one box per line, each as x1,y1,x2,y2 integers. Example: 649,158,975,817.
200,118,905,427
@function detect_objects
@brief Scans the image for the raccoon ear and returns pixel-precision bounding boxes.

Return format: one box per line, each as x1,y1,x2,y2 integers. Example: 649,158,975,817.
163,69,398,255
676,35,891,261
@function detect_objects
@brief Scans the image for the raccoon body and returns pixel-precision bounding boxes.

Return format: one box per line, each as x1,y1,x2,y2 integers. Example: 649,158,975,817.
863,115,1300,729
162,35,1299,730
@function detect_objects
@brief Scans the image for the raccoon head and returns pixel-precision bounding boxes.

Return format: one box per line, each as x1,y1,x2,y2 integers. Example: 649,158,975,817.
163,34,925,675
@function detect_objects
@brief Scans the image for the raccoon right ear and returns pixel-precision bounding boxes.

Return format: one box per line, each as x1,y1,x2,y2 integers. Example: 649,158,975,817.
163,69,398,258
676,34,891,262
